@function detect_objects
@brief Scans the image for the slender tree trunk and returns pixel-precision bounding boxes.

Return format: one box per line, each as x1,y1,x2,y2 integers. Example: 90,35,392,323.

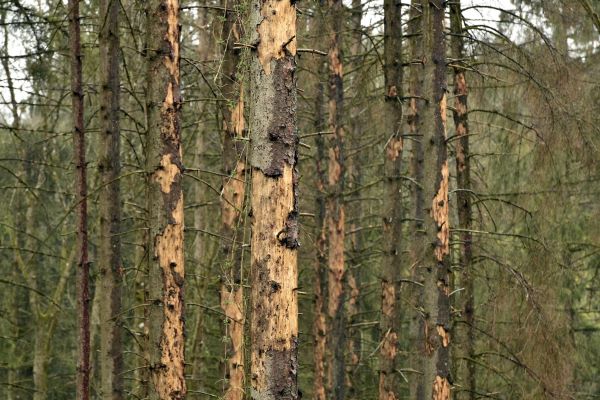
220,3,246,398
313,48,328,400
379,0,403,398
145,0,186,398
248,0,299,397
325,0,346,398
98,0,123,396
407,1,426,398
421,1,451,398
346,0,363,395
450,3,475,399
70,0,90,398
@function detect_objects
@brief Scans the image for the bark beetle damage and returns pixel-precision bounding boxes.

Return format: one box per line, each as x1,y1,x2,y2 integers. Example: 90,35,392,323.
327,205,345,317
221,286,245,400
222,161,246,229
431,162,449,261
386,137,403,162
432,376,450,400
436,325,449,348
256,0,297,75
454,71,468,173
250,166,298,400
153,198,185,399
252,57,298,178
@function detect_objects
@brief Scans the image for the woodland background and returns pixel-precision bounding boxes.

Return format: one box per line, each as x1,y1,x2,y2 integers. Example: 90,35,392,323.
1,0,600,399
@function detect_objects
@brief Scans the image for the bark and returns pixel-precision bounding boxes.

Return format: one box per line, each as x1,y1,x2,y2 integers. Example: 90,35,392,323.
407,2,426,399
421,1,451,399
248,0,299,397
450,3,475,399
70,0,90,398
98,0,123,396
325,0,347,398
346,0,363,395
380,0,403,397
313,51,327,400
145,0,186,398
220,3,246,398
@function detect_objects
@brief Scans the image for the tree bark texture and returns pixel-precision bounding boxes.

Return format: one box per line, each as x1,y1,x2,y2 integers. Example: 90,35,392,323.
70,0,90,398
249,0,299,397
98,0,123,396
145,0,186,398
325,1,346,398
380,0,403,398
421,0,452,399
450,2,475,399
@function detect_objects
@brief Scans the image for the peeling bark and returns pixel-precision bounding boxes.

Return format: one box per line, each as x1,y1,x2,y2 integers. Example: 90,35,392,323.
421,1,451,399
380,0,403,397
324,1,347,398
249,0,299,397
450,2,475,398
98,0,123,396
145,0,186,398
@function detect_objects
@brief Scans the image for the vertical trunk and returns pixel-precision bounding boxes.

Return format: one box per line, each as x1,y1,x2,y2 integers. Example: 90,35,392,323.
325,0,346,398
450,3,475,399
220,4,246,399
408,2,426,399
98,0,123,396
248,0,299,398
421,1,451,399
346,0,363,395
70,0,90,398
380,0,403,398
145,0,186,398
313,51,327,400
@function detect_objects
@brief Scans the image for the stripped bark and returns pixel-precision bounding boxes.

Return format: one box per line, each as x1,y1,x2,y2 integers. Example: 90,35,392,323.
379,0,403,398
325,0,346,398
421,1,451,399
450,2,475,399
98,0,123,396
220,3,246,398
69,0,90,398
249,0,299,397
145,0,186,398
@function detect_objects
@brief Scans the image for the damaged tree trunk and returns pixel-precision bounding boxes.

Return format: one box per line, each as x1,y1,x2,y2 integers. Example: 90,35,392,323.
98,0,123,396
325,0,347,398
248,0,299,397
220,2,246,398
145,0,186,398
379,0,403,398
450,2,475,399
70,0,90,398
421,0,452,399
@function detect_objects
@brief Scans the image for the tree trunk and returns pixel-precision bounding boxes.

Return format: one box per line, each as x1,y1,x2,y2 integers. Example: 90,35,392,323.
421,1,451,398
220,3,246,398
408,2,426,398
313,48,327,400
325,0,346,398
450,2,475,399
98,0,123,396
145,0,186,398
380,0,403,397
69,0,90,398
248,0,299,398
